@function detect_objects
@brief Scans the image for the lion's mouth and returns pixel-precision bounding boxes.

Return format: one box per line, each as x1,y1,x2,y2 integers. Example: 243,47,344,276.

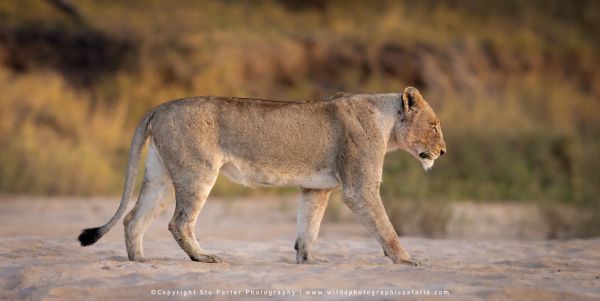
418,151,437,171
419,152,431,159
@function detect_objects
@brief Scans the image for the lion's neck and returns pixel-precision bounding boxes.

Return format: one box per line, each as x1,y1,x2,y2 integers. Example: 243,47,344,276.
368,94,403,152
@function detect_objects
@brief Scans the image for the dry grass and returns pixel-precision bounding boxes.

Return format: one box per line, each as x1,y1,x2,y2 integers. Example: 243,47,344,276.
0,0,598,236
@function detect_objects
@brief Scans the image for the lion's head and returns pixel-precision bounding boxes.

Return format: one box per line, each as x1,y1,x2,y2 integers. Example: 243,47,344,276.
390,87,446,170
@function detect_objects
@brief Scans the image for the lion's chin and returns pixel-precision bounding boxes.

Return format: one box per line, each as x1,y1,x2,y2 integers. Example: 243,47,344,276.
420,159,435,171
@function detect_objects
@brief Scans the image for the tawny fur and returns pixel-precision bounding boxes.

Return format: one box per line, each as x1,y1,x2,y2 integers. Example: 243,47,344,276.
78,87,446,266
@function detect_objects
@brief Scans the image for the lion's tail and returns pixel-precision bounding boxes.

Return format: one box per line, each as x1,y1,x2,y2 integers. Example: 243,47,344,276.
78,110,156,246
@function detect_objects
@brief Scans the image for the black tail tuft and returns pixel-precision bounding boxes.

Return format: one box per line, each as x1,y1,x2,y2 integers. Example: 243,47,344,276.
78,227,103,246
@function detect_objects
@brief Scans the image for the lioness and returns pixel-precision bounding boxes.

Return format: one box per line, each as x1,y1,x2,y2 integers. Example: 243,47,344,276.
79,87,446,265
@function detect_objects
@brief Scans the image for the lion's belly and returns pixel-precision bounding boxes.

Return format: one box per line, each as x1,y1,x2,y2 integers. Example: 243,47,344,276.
220,161,340,189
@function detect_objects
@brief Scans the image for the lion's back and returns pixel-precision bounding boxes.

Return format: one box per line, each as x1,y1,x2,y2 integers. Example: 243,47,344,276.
149,96,344,174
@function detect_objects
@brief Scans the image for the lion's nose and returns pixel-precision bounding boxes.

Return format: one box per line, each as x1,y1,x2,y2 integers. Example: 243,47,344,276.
440,149,446,156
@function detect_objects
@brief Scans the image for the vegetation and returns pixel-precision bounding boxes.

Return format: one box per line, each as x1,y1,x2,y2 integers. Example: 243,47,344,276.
0,1,598,234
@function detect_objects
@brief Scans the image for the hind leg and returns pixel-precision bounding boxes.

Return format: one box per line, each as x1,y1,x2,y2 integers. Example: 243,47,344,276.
123,140,174,261
295,188,332,263
168,164,221,263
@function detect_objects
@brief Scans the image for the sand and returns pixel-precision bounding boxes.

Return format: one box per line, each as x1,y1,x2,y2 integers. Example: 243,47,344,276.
0,197,599,300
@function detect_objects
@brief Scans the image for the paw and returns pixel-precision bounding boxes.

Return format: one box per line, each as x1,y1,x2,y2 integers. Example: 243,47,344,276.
296,253,313,264
127,252,146,262
399,259,422,266
129,257,147,262
294,239,315,264
190,253,223,263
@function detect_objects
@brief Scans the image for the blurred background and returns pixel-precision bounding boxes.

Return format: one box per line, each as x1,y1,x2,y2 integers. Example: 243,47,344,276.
0,0,598,238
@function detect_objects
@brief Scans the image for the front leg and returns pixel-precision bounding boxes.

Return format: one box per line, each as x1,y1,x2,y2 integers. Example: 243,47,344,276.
295,188,332,263
337,146,419,266
341,186,419,265
334,105,419,265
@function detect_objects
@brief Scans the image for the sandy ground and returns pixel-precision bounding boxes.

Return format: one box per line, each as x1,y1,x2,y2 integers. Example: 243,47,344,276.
0,197,599,301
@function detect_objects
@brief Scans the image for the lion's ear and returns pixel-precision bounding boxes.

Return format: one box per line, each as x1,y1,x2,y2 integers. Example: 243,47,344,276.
401,87,422,112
